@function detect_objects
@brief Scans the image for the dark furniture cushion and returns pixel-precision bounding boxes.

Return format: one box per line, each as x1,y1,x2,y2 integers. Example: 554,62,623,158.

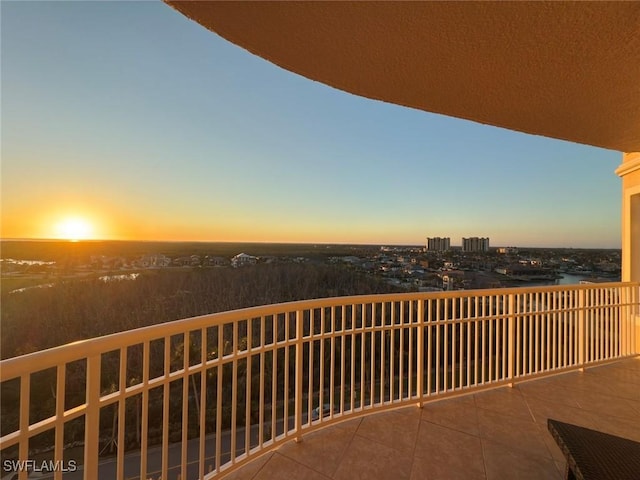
547,418,640,480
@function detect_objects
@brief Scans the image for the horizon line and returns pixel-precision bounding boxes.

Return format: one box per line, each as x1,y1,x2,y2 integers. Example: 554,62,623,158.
0,238,622,250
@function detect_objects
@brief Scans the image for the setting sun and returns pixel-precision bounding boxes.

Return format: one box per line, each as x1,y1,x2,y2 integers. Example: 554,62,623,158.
55,217,94,241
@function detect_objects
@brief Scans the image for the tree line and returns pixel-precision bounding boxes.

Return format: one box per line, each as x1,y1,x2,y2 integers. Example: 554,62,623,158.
1,263,407,457
1,263,406,359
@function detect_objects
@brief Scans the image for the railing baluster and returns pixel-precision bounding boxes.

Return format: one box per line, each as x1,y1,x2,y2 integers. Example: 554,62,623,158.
389,302,395,403
592,289,597,360
140,341,149,480
607,288,612,358
283,315,290,438
577,289,585,367
623,286,628,354
628,285,640,354
398,301,404,400
552,291,557,370
534,292,540,373
485,300,494,383
370,304,375,405
467,298,473,386
493,298,498,380
459,299,464,387
508,293,515,384
601,289,606,360
633,285,638,354
84,355,100,480
319,308,325,416
216,328,223,471
582,291,597,363
480,299,486,384
295,309,303,442
450,299,456,388
360,304,366,408
259,318,265,448
181,335,189,479
618,285,623,356
501,296,507,380
476,297,481,385
159,342,167,480
308,311,314,425
18,373,30,480
426,299,433,396
406,300,416,402
53,364,65,480
435,298,441,394
271,319,277,441
545,292,550,372
200,328,207,480
558,292,572,367
528,293,533,375
350,304,356,411
380,302,385,404
416,300,424,406
612,286,616,358
444,299,449,391
341,306,347,412
330,308,336,414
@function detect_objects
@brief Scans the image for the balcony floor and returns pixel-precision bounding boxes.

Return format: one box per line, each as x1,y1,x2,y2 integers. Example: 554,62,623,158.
225,357,640,480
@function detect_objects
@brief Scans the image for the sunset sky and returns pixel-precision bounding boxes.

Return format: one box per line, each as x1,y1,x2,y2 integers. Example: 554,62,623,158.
2,1,623,248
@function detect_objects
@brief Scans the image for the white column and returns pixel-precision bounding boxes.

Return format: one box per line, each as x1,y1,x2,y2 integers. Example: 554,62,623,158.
615,152,640,283
615,152,640,354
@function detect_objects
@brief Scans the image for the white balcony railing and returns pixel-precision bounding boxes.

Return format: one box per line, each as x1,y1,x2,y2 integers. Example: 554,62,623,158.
1,282,638,480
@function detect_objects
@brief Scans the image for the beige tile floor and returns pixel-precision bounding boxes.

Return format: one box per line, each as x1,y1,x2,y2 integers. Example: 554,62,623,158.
225,357,640,480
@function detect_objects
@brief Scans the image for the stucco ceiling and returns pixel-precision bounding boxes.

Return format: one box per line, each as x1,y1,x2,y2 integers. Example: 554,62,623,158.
166,1,640,152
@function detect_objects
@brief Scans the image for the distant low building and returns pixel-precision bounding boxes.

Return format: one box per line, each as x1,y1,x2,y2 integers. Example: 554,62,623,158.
497,247,518,254
173,257,192,267
495,264,555,280
231,253,258,267
441,270,465,290
203,256,228,267
341,256,362,264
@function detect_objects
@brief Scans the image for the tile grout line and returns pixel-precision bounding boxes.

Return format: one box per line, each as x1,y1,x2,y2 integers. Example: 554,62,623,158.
472,393,491,480
328,417,363,479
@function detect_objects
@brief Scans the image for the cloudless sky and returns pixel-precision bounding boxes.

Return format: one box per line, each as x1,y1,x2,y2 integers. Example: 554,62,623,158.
1,1,623,248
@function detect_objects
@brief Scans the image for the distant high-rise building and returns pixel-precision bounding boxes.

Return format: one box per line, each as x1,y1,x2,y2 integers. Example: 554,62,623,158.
426,237,451,251
462,237,490,252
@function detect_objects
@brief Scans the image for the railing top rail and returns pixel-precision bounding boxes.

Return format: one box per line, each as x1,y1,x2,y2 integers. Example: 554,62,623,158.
1,281,637,381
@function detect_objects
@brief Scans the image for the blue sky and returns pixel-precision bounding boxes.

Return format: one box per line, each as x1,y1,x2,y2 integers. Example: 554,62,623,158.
1,1,622,248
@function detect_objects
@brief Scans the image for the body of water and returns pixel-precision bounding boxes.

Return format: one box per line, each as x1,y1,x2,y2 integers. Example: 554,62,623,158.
556,274,588,285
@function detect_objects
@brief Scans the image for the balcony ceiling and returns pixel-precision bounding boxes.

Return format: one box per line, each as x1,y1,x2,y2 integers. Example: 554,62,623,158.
166,1,640,153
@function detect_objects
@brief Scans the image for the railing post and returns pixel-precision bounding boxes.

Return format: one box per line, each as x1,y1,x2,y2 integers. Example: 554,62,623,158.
416,299,424,408
578,289,585,370
295,309,304,442
619,285,629,357
628,283,640,356
635,284,640,356
84,355,101,480
19,374,30,480
508,293,515,387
